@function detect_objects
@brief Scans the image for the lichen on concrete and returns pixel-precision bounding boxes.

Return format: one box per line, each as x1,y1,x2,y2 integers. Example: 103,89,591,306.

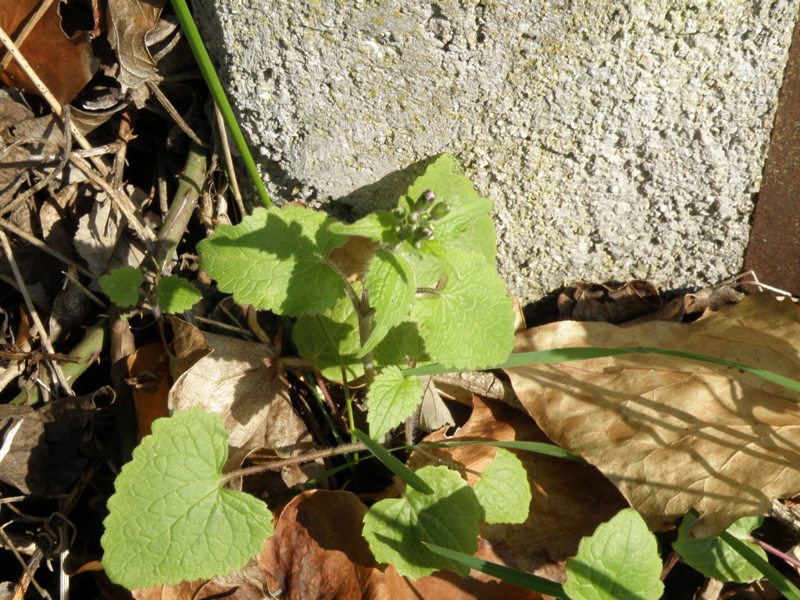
195,0,799,304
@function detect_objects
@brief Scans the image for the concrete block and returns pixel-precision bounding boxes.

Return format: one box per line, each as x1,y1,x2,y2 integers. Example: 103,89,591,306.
195,1,799,304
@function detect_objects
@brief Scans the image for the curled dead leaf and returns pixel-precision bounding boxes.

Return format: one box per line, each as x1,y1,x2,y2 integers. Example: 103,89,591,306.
106,0,165,103
505,293,800,536
558,280,662,323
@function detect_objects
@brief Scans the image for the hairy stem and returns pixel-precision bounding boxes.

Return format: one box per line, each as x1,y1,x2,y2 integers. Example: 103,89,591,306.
326,257,377,385
221,441,365,484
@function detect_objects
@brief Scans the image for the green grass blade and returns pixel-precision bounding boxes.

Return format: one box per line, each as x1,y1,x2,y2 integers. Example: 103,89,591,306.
422,542,567,598
720,531,800,600
169,0,271,207
417,440,584,462
403,347,800,394
351,429,434,494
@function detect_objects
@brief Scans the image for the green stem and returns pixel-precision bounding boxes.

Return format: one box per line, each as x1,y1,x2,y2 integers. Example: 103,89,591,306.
169,0,271,208
326,258,377,385
341,366,356,442
154,143,207,271
11,320,107,405
354,288,377,385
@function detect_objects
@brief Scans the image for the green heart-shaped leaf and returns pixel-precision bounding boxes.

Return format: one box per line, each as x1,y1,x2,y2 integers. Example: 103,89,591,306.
101,409,273,589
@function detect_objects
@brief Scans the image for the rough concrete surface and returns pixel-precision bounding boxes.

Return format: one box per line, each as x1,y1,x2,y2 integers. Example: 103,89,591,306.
195,1,799,304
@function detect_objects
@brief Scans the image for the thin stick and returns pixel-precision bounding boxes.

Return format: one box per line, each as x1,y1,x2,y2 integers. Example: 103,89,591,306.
72,142,123,159
0,0,57,71
0,230,72,395
146,81,205,147
170,0,270,206
62,270,107,308
314,370,339,416
112,111,132,190
0,525,51,600
221,442,365,484
192,315,255,338
68,152,155,248
0,23,102,172
0,217,92,278
214,102,245,217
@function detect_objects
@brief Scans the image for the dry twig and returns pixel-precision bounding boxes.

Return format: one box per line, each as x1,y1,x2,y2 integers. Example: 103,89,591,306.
214,102,245,217
0,230,72,396
0,217,92,278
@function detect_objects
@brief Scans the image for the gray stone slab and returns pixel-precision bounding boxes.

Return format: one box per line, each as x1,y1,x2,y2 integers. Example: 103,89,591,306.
195,1,799,304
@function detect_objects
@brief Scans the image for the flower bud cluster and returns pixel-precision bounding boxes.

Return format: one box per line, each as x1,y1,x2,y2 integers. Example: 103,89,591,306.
392,190,450,248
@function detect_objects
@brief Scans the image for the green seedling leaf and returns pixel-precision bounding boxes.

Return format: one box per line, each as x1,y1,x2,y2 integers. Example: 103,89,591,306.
352,428,432,494
564,508,663,600
198,205,347,316
294,292,425,382
328,211,400,243
411,251,515,369
400,242,447,289
157,275,202,314
473,448,531,524
366,366,424,439
673,512,765,583
448,213,497,263
721,530,800,600
101,408,273,589
363,465,481,579
99,266,143,308
422,542,567,598
361,249,415,354
404,153,492,244
293,292,361,381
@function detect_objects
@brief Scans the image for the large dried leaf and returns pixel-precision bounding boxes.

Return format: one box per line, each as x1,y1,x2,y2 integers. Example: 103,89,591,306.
0,0,97,104
410,397,627,576
259,489,544,600
260,489,409,599
505,293,800,536
168,319,313,486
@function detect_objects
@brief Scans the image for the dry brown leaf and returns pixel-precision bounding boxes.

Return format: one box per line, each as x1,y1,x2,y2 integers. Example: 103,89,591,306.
505,292,800,536
73,186,150,280
259,489,544,600
328,235,378,282
260,489,409,600
106,0,164,103
168,315,210,375
126,342,170,439
133,579,263,600
0,0,97,104
167,319,314,485
557,280,662,322
410,397,627,576
0,388,111,495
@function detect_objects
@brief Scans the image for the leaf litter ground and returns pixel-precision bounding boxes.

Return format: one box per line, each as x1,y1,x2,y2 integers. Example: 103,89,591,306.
1,2,800,599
